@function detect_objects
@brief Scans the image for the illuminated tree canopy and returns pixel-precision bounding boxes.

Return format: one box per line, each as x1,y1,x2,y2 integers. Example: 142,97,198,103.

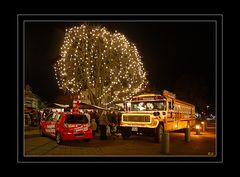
54,24,148,106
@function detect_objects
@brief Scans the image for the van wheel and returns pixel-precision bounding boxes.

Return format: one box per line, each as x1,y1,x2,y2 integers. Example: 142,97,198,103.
155,124,164,143
120,127,131,139
56,133,62,144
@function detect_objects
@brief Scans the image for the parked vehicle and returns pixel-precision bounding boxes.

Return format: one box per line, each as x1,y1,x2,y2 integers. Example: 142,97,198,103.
120,90,196,143
40,112,92,144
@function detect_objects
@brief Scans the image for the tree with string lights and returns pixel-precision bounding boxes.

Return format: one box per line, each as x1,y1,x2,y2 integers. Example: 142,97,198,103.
54,24,148,107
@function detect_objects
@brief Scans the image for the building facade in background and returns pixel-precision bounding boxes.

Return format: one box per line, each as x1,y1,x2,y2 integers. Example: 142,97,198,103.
24,85,46,109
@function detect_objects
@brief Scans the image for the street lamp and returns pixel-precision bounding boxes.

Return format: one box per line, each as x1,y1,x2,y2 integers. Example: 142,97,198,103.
206,105,209,118
201,121,205,131
195,124,201,135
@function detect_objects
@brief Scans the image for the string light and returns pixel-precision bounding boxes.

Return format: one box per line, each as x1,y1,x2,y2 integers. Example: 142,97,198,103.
54,24,148,106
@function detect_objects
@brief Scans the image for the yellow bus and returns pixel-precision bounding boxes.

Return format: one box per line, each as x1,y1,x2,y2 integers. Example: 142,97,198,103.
120,90,195,143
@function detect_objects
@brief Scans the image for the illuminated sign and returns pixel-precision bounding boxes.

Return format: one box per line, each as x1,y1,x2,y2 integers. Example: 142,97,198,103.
72,95,81,113
143,97,155,100
132,95,163,101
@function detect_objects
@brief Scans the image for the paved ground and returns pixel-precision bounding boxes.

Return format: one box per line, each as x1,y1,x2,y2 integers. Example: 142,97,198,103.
24,126,216,157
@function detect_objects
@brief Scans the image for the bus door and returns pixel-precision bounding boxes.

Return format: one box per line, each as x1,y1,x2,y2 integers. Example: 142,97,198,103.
167,99,174,119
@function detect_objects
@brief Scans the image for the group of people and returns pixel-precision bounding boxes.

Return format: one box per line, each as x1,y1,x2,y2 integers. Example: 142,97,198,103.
27,109,42,126
91,110,121,140
94,110,121,140
29,109,53,126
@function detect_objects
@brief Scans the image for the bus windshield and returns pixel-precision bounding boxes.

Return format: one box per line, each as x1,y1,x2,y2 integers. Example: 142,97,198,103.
130,101,166,111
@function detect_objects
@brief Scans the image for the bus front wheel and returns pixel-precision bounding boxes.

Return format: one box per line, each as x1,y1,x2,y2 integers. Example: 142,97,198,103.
121,127,131,139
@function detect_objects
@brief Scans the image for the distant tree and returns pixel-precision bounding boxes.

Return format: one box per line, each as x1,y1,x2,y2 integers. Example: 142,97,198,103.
54,24,148,107
174,75,208,112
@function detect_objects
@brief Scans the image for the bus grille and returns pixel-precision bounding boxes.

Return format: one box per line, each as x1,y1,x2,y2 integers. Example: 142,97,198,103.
123,115,150,122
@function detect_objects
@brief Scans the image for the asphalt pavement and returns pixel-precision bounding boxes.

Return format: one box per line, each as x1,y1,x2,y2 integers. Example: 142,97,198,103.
24,126,216,156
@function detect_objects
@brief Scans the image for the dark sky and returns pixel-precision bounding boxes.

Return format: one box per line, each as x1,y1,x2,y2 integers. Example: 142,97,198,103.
25,22,215,107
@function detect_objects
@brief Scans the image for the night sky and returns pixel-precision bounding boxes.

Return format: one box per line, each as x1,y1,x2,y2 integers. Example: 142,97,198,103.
25,21,215,110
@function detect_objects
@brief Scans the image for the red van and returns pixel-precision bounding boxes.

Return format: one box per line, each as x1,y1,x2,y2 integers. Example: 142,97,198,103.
40,112,92,144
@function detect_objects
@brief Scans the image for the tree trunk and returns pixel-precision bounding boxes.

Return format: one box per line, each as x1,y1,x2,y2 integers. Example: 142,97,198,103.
87,87,99,106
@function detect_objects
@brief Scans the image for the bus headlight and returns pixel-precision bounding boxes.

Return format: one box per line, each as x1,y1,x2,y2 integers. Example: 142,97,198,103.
153,112,160,116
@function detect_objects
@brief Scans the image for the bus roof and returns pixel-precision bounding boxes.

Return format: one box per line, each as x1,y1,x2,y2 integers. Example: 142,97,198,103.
133,93,162,97
132,94,164,101
174,99,195,107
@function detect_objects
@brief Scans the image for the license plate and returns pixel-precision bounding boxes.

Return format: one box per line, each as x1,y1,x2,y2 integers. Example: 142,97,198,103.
132,127,138,131
75,128,83,132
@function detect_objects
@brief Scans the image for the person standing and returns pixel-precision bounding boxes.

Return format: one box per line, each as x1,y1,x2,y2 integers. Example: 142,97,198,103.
99,111,109,140
90,119,97,137
94,111,100,133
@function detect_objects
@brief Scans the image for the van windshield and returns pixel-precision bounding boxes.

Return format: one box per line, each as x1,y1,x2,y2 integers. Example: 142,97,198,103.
65,114,88,124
